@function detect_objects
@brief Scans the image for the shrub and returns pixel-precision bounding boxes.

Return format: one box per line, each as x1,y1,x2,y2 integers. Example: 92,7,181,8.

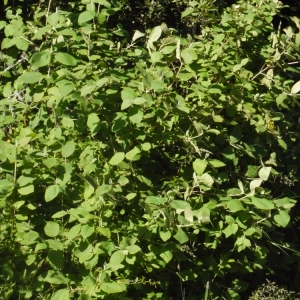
0,0,300,299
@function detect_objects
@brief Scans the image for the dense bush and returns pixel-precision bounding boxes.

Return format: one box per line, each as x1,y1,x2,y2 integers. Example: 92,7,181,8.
0,0,300,299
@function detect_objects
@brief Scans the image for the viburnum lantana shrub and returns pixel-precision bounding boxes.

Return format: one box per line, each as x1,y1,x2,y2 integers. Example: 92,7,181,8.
0,0,300,299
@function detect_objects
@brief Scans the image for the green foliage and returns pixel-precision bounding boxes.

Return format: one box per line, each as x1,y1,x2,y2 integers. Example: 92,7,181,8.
249,280,300,300
0,0,300,299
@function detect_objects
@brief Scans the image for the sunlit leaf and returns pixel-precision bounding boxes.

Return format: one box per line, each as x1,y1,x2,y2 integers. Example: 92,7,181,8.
44,221,60,237
54,52,77,66
252,197,274,210
18,72,43,83
193,159,207,176
273,210,290,227
109,152,125,165
45,185,60,202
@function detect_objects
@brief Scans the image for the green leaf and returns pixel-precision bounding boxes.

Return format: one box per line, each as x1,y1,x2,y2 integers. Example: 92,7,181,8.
214,33,225,43
142,142,151,151
209,159,226,168
194,206,210,224
81,224,94,239
274,197,296,209
181,48,197,64
47,239,64,251
276,94,287,107
96,185,112,196
148,26,162,50
22,231,39,245
45,185,60,202
121,88,137,110
151,80,164,91
18,72,43,83
198,173,214,188
78,11,95,24
150,52,163,63
170,200,189,211
181,8,194,18
87,113,100,135
133,97,147,105
61,140,76,158
81,84,95,96
54,52,77,66
51,289,70,300
278,138,287,150
213,115,224,122
128,108,143,124
273,210,290,227
109,152,125,165
160,250,173,263
101,282,126,294
223,223,238,238
44,222,60,237
125,147,140,161
30,51,51,68
226,200,245,212
43,270,69,285
17,176,35,187
110,250,125,264
43,158,57,169
52,211,68,218
184,206,194,223
159,230,172,241
145,196,167,205
126,245,141,254
174,227,189,244
193,159,207,176
252,197,274,210
18,184,34,195
65,224,81,240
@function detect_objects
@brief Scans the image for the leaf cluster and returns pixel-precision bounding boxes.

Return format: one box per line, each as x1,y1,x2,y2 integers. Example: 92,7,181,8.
0,0,300,299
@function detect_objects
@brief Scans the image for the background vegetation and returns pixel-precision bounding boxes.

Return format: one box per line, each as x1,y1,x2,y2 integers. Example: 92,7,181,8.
1,0,300,299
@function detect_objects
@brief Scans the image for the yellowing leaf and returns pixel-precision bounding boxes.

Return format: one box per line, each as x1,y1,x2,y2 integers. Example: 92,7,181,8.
291,80,300,94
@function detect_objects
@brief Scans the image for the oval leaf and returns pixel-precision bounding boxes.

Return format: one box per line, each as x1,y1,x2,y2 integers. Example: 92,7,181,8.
55,52,77,66
45,185,60,202
44,221,60,237
193,159,207,176
291,80,300,94
109,152,125,165
18,72,43,83
252,197,274,210
78,11,95,24
61,140,76,158
273,210,290,227
30,51,51,68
